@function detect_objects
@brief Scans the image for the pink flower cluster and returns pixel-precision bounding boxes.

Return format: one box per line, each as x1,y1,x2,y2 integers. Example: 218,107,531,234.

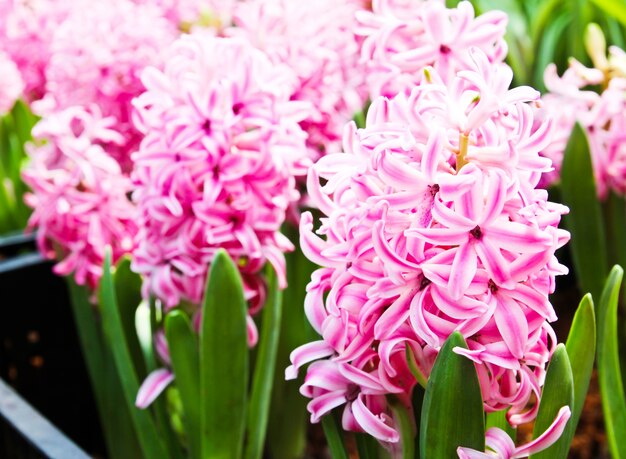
0,50,23,113
539,45,626,198
33,0,178,171
0,0,76,101
22,107,137,290
21,0,202,290
355,0,508,98
131,33,311,333
227,0,368,158
287,50,569,443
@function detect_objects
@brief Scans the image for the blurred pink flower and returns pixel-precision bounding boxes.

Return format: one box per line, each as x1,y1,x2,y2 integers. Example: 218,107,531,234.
539,47,626,198
356,0,508,98
227,0,368,158
30,0,179,171
287,52,569,443
131,33,311,323
23,106,137,290
0,0,77,101
0,50,23,113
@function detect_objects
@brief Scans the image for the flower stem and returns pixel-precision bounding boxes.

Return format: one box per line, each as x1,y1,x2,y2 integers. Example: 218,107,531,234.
457,133,469,171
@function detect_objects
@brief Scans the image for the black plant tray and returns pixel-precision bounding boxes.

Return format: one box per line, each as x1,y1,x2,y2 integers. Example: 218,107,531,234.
0,241,106,457
0,378,89,458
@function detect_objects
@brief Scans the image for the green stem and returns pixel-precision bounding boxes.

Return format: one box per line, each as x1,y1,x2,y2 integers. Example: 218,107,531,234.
244,266,283,459
390,398,415,459
321,412,349,459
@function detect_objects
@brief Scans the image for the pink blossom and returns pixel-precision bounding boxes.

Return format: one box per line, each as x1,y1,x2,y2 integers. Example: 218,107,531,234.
539,43,626,197
355,0,508,98
287,53,569,443
131,33,311,328
0,50,23,113
227,0,368,158
22,106,138,290
0,0,78,101
29,0,179,172
457,406,571,458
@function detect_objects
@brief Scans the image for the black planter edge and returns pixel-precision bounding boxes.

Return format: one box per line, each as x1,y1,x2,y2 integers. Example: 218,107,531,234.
0,252,46,274
0,378,90,459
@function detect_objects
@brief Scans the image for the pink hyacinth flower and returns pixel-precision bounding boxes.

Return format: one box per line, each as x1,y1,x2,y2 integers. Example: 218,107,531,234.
23,106,137,290
288,47,569,443
356,0,508,98
227,0,368,159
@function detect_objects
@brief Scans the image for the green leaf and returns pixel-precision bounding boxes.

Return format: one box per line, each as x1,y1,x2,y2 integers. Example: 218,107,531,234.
244,265,283,459
100,248,169,459
166,310,201,459
200,249,249,459
67,278,143,459
596,265,626,459
321,411,349,459
533,12,571,93
565,294,596,431
419,332,484,459
560,123,608,301
266,236,317,459
590,0,626,27
530,344,574,459
355,433,380,459
604,193,626,282
114,257,146,378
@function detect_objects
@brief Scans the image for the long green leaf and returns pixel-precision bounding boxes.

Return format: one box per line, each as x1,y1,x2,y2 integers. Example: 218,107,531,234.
560,123,608,300
166,310,201,459
565,294,596,431
267,238,317,459
419,332,484,459
244,266,283,459
67,278,143,459
114,257,147,379
200,249,249,459
356,433,380,459
100,248,169,458
533,12,571,92
596,265,626,459
530,344,574,459
590,0,626,27
321,411,349,459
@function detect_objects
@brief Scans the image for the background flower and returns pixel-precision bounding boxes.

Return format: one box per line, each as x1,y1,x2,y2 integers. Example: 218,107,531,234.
227,0,368,159
131,33,311,327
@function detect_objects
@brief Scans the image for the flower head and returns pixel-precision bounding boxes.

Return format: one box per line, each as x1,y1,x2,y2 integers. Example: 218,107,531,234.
356,0,508,98
287,51,569,443
539,26,626,197
227,0,368,158
30,0,179,171
0,0,77,101
23,106,137,290
131,33,310,323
